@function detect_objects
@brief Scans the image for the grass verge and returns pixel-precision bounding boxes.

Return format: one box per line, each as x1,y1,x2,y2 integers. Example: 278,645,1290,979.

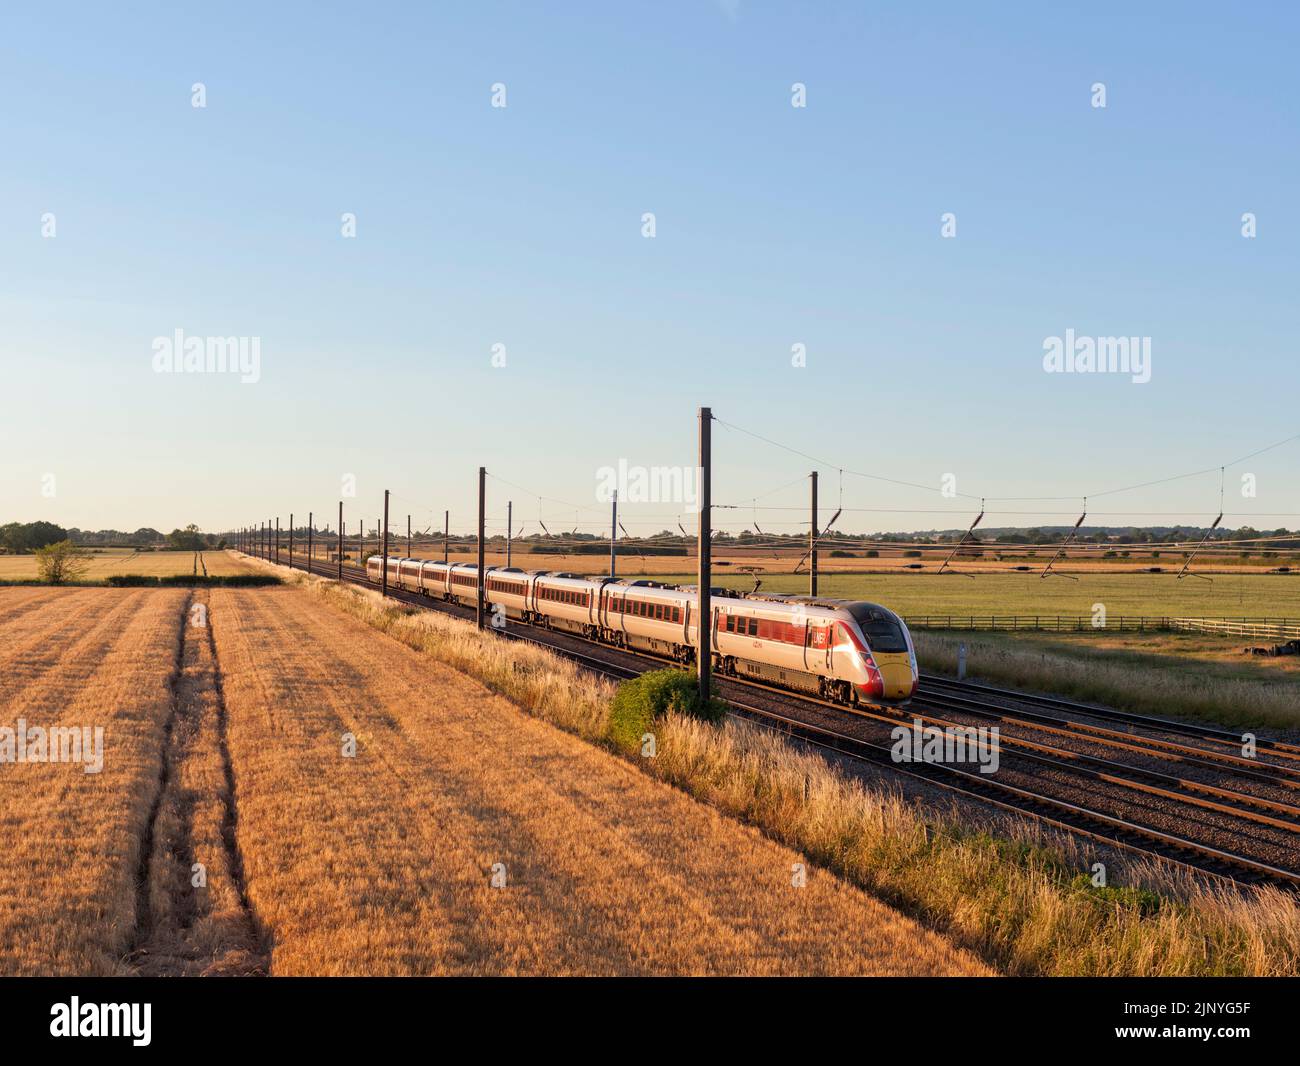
914,630,1300,731
248,558,1300,976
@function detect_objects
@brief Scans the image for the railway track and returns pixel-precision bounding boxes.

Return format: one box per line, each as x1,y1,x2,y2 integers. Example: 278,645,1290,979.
261,549,1300,890
921,673,1300,762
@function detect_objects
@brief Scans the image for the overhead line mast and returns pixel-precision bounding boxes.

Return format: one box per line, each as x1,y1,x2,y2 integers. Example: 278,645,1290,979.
1041,499,1087,581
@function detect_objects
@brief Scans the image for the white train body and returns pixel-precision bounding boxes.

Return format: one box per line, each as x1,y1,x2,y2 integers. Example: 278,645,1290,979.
366,556,918,703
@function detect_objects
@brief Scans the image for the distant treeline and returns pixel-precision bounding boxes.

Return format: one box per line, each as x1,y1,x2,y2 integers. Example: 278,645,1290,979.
1,521,227,553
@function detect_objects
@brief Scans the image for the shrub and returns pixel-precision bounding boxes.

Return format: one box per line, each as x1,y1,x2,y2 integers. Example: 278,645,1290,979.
607,668,726,753
865,549,879,558
35,540,91,584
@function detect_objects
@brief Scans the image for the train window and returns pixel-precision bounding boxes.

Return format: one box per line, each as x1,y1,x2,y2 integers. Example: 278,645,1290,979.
748,618,759,637
854,615,908,652
724,615,734,633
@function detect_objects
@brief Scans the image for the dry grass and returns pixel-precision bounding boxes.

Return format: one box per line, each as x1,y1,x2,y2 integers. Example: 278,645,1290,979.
914,631,1300,730
210,584,986,975
0,587,187,975
0,549,257,581
255,558,1300,976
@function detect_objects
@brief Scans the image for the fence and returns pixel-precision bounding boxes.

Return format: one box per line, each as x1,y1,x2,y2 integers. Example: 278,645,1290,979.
903,615,1300,635
1168,618,1300,640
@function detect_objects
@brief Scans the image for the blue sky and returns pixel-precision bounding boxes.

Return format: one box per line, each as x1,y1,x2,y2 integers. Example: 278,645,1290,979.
1,1,1296,537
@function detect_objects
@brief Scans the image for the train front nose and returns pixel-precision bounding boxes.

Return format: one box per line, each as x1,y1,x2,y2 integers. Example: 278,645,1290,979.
875,655,918,701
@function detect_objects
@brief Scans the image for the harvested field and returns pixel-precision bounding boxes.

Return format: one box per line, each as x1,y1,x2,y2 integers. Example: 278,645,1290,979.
0,582,988,976
0,587,187,975
209,585,990,976
0,549,258,582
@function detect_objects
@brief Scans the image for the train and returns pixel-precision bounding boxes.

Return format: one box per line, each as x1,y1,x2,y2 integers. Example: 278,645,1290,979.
366,555,919,704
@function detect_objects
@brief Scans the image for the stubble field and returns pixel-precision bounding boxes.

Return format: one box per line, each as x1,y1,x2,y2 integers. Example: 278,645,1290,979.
0,584,988,977
0,549,258,581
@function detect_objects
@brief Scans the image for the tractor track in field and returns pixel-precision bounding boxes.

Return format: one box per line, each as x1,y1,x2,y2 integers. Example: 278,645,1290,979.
127,589,267,976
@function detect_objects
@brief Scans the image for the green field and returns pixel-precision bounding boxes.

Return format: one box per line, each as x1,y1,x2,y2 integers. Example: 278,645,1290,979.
650,571,1300,618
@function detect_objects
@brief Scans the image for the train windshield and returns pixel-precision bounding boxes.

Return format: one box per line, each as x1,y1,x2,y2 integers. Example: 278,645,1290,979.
847,606,909,652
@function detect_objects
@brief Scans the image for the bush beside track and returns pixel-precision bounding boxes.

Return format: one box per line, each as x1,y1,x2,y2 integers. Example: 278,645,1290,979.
607,669,727,753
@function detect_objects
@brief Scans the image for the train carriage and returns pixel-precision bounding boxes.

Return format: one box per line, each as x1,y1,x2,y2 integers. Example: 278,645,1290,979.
419,560,451,597
530,573,600,636
484,567,531,621
602,581,693,660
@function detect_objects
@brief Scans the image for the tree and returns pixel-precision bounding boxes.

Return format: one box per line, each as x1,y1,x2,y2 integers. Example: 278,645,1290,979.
1,520,68,553
35,540,90,585
167,524,205,551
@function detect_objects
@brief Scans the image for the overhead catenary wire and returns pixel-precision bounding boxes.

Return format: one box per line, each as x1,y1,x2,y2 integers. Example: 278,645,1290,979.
714,416,1300,506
